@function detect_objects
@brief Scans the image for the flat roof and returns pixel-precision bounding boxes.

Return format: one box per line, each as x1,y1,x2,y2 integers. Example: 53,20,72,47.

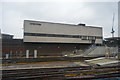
2,34,14,36
105,37,120,40
24,20,102,29
85,57,119,66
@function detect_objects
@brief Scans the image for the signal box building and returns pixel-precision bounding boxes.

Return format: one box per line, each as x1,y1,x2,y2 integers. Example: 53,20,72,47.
2,20,103,58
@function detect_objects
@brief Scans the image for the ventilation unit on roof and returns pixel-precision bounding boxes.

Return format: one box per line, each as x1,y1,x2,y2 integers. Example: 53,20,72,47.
78,23,86,26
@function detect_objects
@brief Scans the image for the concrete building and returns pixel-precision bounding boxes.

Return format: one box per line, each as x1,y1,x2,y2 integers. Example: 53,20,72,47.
2,20,103,58
24,20,103,44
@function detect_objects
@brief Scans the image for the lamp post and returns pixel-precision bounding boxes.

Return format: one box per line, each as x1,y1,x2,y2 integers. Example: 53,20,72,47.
105,44,109,58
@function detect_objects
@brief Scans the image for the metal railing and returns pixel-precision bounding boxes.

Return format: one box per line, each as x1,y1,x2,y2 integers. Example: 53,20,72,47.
84,44,97,55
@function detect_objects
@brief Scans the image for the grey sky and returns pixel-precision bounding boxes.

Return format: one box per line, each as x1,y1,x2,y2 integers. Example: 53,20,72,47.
0,1,119,38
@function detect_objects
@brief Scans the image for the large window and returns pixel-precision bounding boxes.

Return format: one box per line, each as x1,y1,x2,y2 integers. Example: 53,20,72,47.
24,33,102,39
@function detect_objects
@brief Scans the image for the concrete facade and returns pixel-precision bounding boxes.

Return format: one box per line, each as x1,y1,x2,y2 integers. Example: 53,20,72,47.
24,20,103,44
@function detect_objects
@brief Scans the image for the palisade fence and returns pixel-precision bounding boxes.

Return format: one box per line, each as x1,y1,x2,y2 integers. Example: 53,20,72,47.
83,44,97,54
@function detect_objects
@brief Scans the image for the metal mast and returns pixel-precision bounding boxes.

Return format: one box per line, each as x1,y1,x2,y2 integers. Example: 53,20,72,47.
111,13,115,37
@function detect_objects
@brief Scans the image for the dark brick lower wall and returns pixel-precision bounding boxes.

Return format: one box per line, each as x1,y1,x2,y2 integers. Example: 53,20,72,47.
2,39,90,57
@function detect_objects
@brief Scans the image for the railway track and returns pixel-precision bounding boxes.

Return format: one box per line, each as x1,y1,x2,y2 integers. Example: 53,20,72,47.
2,65,120,80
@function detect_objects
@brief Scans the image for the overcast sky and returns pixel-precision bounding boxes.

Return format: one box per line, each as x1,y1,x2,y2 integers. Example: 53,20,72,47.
0,1,119,39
